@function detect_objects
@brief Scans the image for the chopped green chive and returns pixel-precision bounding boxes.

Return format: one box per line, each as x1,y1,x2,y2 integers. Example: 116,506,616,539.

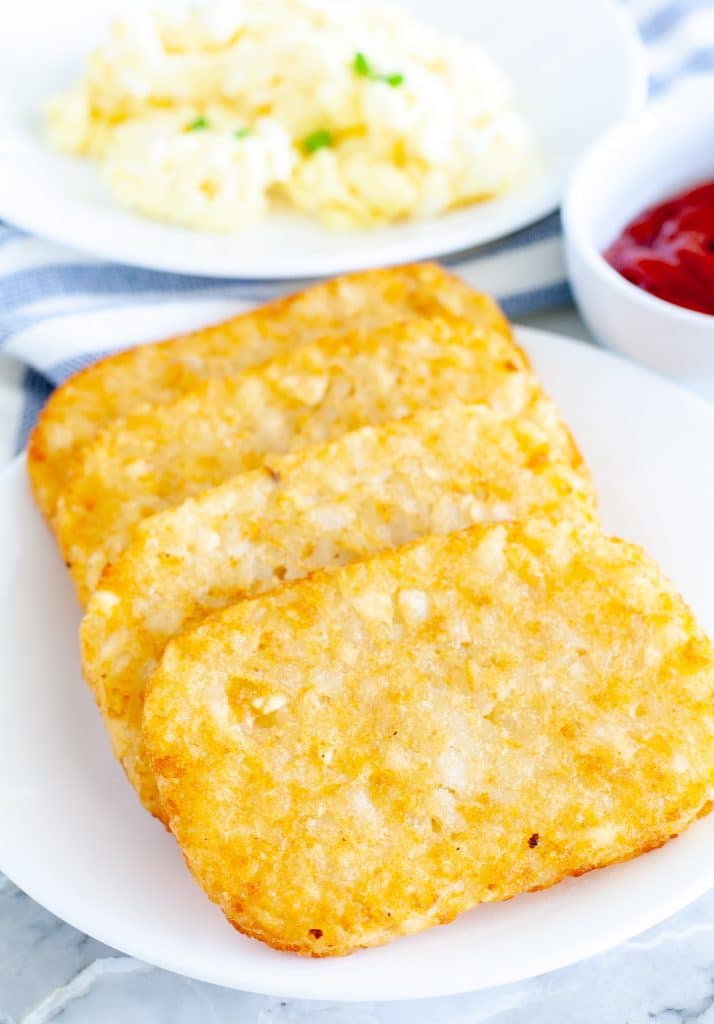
233,127,252,139
302,129,333,154
351,51,404,87
353,51,372,77
186,116,209,131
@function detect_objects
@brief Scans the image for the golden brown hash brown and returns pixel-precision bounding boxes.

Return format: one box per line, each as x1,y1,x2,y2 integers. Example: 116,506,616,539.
28,262,512,519
81,397,596,818
55,314,540,604
144,518,714,957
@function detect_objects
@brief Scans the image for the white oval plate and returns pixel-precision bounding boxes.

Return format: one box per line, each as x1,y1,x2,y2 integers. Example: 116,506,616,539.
0,0,645,279
0,312,713,1001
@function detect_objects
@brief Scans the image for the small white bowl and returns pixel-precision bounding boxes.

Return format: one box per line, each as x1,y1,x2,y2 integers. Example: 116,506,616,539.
563,78,714,399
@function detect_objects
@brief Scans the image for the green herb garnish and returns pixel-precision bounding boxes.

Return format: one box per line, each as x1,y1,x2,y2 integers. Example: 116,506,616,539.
186,116,210,131
353,51,372,77
233,127,252,139
302,129,333,154
352,51,404,87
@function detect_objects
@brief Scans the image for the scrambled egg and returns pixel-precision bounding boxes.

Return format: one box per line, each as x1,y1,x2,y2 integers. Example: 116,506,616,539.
47,0,532,231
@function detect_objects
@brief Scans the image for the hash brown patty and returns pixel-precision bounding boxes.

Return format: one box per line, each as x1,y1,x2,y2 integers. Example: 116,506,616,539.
82,397,595,817
144,519,714,956
55,314,537,603
28,263,510,519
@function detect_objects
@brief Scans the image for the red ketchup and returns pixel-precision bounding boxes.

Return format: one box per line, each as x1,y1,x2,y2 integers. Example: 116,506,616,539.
603,180,714,316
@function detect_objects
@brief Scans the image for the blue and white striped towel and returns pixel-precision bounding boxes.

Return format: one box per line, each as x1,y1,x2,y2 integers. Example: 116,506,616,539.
0,0,712,461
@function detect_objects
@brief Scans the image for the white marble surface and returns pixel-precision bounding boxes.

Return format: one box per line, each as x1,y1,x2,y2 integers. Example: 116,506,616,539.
4,875,714,1023
2,306,713,1023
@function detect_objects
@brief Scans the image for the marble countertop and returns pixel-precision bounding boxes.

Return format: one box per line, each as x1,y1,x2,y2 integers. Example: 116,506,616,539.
2,307,712,1023
4,877,714,1024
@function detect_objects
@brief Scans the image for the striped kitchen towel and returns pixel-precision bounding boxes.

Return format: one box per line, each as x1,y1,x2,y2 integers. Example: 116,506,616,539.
0,0,712,459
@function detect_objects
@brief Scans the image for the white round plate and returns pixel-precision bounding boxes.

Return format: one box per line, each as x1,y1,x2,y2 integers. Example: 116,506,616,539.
0,311,713,1000
0,0,645,279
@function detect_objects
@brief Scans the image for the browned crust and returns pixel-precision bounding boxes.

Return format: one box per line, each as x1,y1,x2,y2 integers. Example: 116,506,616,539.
217,826,694,957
